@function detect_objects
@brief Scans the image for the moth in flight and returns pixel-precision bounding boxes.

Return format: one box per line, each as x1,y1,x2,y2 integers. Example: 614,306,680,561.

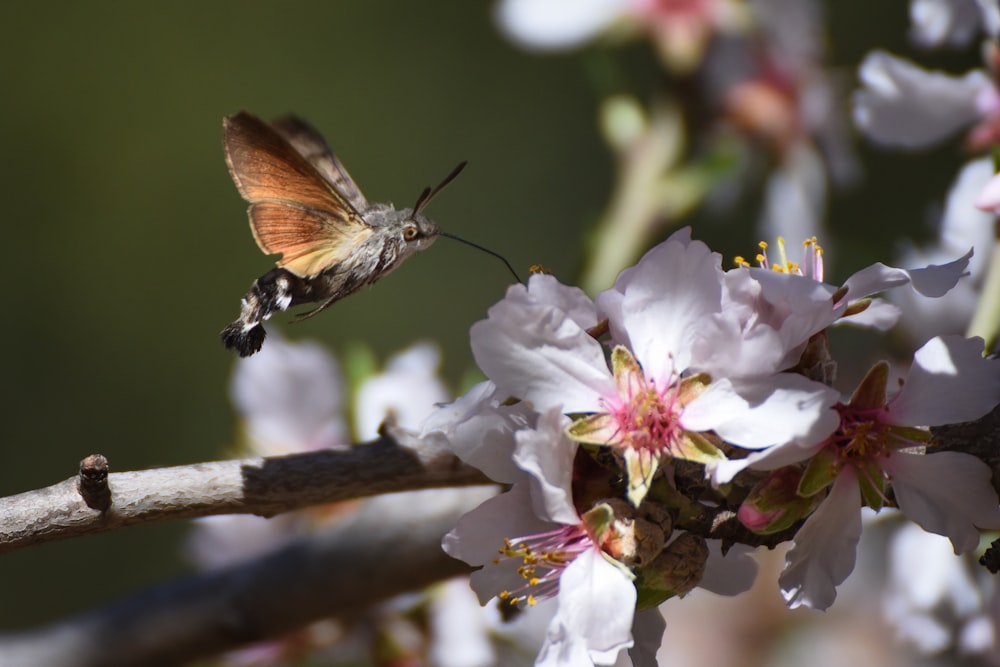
220,112,517,357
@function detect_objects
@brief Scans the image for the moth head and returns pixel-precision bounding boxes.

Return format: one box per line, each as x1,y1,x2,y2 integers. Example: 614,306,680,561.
400,160,467,252
400,214,440,251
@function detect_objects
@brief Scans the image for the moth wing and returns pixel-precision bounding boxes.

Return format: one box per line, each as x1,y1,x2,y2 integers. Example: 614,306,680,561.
223,111,364,222
270,115,369,211
249,202,374,278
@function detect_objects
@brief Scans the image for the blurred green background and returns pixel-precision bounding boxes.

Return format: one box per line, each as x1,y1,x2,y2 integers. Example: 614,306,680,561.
0,1,976,631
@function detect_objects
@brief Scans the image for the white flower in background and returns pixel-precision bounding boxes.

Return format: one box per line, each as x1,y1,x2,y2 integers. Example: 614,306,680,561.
230,332,347,455
428,579,558,667
495,0,747,70
909,0,988,48
893,158,996,342
853,50,996,148
883,522,989,655
355,342,450,440
192,338,452,571
495,0,623,50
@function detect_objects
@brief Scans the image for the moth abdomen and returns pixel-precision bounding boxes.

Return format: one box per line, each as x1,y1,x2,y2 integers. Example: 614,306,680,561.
221,268,301,357
221,321,267,358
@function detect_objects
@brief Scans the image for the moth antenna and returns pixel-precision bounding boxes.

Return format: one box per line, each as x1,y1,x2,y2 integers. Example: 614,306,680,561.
439,231,522,284
413,161,468,216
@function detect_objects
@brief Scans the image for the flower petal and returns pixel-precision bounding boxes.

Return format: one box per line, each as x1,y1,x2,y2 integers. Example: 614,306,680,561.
443,484,553,568
628,609,666,667
698,542,759,596
779,470,863,610
596,228,724,382
514,409,580,525
888,335,1000,426
682,375,840,450
423,381,532,484
842,250,972,303
471,280,614,413
887,451,1000,553
538,549,636,665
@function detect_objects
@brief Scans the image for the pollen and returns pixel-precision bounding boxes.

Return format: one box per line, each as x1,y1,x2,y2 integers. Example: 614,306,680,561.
609,376,684,457
737,236,825,280
493,525,593,607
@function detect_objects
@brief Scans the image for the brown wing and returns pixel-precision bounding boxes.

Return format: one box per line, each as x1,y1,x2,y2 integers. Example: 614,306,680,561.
223,112,370,276
270,115,369,211
249,202,373,278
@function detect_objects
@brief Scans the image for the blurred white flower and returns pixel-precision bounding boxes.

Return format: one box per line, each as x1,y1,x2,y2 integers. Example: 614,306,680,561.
909,0,986,48
354,342,450,441
892,158,995,342
495,0,624,50
883,522,985,654
495,0,747,70
853,50,994,148
230,332,347,456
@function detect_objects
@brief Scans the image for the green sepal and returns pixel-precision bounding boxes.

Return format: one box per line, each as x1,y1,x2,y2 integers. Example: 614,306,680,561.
858,464,887,511
848,361,889,410
799,447,838,497
581,502,616,544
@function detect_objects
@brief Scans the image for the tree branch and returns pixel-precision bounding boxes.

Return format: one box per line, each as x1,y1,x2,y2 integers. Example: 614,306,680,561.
0,487,497,667
0,428,490,555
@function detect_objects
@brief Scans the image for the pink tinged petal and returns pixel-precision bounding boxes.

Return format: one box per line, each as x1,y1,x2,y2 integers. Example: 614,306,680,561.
628,609,666,667
681,376,840,450
596,229,724,381
975,170,1000,213
443,484,553,568
544,549,636,665
470,556,531,608
842,251,973,304
886,451,1000,553
471,282,614,413
888,335,1000,425
779,470,863,610
698,542,759,596
837,297,900,330
495,0,624,51
528,274,600,330
514,409,581,526
422,381,530,484
852,51,990,148
701,269,838,376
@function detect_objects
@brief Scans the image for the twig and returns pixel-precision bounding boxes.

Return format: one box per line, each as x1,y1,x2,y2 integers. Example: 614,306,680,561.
0,487,497,667
0,428,490,555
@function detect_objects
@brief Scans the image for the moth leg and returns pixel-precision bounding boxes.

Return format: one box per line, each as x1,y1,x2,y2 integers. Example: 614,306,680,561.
290,294,339,323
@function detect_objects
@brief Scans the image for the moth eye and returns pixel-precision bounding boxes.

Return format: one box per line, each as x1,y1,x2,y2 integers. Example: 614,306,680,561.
403,225,420,241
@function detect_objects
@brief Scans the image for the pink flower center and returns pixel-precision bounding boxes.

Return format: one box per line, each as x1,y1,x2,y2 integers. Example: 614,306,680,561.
828,405,910,467
607,375,684,456
497,524,594,607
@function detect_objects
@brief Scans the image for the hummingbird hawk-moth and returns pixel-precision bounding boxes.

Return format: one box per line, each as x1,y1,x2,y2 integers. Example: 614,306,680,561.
220,111,518,357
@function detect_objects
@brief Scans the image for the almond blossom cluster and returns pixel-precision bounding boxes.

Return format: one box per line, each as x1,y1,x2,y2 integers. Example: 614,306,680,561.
433,228,1000,667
